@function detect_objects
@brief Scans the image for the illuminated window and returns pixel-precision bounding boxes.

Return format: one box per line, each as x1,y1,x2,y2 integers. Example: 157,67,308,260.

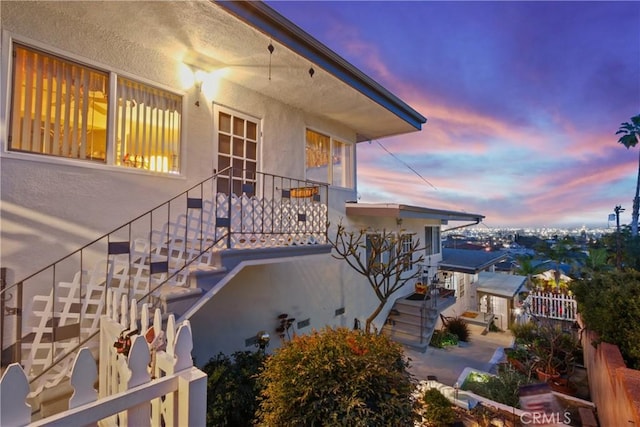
115,77,181,173
9,44,109,162
9,43,182,174
305,129,353,188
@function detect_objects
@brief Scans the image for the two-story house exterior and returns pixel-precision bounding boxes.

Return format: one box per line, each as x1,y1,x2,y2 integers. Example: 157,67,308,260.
1,0,484,404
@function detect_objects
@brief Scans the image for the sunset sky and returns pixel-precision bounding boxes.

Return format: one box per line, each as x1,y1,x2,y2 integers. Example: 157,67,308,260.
269,1,640,229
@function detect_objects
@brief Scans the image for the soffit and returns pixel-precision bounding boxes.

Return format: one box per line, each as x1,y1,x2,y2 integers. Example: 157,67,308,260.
37,0,424,141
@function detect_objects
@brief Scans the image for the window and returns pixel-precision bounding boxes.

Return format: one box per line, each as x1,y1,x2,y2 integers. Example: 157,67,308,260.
215,108,259,195
115,77,181,173
424,226,441,256
9,44,109,162
366,233,386,274
400,234,414,271
9,43,182,174
305,129,353,188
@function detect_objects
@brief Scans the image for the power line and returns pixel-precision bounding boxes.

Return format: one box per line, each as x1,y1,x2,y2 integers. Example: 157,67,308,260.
373,140,438,190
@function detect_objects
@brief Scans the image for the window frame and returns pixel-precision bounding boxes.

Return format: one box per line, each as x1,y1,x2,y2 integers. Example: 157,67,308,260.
213,104,262,196
424,226,441,256
366,231,416,275
2,35,186,177
305,127,354,189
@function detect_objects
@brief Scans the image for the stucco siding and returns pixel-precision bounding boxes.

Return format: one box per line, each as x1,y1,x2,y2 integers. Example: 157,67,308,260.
1,2,357,281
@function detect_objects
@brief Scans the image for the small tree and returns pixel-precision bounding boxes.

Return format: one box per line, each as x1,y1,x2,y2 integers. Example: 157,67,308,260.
256,327,416,426
327,220,425,332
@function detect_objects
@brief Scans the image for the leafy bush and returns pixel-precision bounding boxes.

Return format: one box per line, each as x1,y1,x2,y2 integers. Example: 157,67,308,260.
256,327,416,427
202,351,266,426
462,364,536,408
572,270,640,369
421,388,457,426
445,317,471,342
510,321,538,346
430,329,459,348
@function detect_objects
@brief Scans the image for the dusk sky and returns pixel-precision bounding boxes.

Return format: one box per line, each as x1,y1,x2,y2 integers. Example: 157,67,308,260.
269,1,640,229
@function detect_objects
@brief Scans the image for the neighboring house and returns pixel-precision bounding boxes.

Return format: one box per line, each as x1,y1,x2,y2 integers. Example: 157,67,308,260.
0,0,483,412
438,248,526,330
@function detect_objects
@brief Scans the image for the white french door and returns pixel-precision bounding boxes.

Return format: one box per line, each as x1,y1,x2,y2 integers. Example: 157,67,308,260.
213,105,261,195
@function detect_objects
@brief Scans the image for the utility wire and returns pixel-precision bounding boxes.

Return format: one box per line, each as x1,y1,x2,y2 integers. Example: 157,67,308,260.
374,140,438,190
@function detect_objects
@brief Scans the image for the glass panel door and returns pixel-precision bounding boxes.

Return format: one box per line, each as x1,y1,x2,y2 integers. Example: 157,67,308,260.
215,107,259,195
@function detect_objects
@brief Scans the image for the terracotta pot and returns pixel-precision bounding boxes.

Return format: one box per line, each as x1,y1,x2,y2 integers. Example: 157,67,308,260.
535,368,560,382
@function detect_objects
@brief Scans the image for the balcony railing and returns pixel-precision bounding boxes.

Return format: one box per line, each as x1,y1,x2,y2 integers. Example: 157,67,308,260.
0,167,328,397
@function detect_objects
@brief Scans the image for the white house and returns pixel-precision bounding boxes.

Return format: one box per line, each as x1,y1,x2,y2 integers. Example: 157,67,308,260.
1,0,484,415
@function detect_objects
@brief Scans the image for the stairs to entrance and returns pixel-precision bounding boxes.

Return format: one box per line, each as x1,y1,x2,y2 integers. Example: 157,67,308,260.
382,297,439,352
1,168,329,402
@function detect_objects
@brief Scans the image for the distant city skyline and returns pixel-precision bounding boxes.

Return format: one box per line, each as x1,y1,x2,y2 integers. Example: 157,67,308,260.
269,1,640,229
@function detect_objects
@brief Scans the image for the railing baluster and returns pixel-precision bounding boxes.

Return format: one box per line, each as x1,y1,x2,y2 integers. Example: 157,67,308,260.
3,166,328,391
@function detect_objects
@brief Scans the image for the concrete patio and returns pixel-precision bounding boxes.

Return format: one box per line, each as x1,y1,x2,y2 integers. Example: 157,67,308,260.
404,324,514,386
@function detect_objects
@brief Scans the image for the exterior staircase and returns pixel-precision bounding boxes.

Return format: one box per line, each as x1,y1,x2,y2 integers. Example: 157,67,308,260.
382,296,439,352
0,168,330,403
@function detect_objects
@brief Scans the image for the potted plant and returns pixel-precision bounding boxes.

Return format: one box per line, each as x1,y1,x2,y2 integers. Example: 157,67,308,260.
530,322,577,382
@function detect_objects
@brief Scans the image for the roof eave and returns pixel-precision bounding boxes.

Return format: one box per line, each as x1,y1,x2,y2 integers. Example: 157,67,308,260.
345,202,485,223
216,0,427,133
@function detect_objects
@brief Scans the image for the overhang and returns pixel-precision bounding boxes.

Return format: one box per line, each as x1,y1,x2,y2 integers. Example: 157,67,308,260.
476,271,526,298
219,1,427,138
439,248,508,274
25,1,426,142
345,203,485,224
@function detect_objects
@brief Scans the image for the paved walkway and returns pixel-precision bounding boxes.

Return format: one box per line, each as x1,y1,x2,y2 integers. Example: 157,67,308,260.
405,325,514,386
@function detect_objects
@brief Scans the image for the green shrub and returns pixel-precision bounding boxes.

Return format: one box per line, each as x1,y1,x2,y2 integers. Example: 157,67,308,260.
202,351,266,426
430,329,459,348
572,270,640,369
256,327,416,427
421,388,457,426
510,321,538,346
446,317,471,342
462,364,535,408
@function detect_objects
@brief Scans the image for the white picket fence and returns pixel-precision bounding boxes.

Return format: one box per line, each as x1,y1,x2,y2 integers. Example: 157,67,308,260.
0,289,206,427
525,291,577,321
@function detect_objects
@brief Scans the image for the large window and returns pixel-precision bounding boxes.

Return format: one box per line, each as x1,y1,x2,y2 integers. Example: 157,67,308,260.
9,44,109,162
115,77,181,173
305,129,353,188
9,43,182,174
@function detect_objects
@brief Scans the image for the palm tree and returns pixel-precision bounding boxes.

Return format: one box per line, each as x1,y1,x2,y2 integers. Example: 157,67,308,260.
616,114,640,236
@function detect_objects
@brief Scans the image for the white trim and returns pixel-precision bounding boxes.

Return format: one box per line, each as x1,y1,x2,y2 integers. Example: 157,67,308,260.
212,102,262,182
304,125,355,190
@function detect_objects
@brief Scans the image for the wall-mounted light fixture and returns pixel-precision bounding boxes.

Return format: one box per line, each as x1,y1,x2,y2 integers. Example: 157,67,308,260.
255,330,270,353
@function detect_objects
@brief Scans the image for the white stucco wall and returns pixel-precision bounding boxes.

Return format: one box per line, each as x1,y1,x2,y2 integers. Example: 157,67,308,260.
1,2,436,365
190,216,443,362
0,2,357,281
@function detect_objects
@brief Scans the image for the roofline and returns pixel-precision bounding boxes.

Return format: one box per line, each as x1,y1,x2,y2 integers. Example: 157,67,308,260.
345,202,485,223
439,253,508,274
215,1,427,136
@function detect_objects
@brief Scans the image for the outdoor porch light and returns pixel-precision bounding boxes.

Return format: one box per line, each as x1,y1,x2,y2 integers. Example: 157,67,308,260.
256,331,270,352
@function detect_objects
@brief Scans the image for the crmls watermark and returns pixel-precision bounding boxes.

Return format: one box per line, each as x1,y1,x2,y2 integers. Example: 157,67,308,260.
520,411,572,425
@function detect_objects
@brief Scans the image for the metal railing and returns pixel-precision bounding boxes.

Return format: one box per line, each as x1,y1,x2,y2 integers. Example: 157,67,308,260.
0,167,328,396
